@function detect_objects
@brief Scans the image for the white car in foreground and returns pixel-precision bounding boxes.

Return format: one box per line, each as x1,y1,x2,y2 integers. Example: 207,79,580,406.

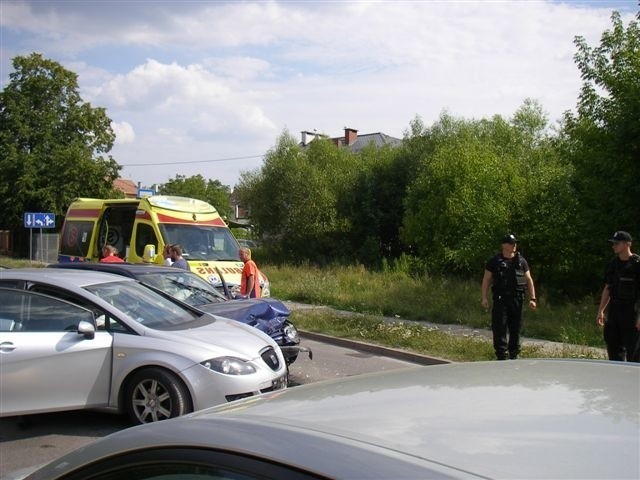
0,269,287,424
14,359,640,480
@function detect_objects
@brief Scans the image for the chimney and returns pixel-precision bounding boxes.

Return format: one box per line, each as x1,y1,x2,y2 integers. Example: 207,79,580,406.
345,127,358,146
301,131,307,146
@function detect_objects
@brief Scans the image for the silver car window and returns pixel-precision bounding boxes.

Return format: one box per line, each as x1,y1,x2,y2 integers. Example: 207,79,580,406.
0,289,94,332
26,284,136,334
85,281,201,329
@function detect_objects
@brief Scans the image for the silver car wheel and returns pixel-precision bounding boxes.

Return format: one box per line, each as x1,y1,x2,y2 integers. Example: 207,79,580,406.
126,368,192,424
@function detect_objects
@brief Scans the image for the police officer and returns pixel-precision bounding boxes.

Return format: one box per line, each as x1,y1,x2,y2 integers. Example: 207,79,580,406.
596,231,640,362
481,234,537,360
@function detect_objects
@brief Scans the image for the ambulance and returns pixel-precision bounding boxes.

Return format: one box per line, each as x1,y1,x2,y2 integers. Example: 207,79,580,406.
58,195,269,296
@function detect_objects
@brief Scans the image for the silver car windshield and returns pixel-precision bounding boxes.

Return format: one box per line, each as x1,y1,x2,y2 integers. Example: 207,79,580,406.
136,271,227,307
84,281,201,329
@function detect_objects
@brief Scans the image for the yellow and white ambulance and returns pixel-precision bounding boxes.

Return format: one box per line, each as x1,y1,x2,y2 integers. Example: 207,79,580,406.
58,195,269,296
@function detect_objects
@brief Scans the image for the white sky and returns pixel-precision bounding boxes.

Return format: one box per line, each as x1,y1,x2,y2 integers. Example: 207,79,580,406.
1,0,637,190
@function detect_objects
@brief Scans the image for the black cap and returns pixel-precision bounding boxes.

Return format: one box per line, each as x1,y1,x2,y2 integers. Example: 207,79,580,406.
609,231,632,242
502,234,518,244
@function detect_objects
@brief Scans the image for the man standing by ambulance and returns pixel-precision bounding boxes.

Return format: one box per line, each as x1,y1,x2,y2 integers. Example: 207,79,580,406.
596,231,640,362
481,234,537,360
239,247,261,299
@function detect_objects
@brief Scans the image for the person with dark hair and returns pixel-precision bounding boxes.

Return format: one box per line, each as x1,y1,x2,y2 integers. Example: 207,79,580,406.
596,231,640,362
481,234,537,360
163,243,173,266
169,244,190,271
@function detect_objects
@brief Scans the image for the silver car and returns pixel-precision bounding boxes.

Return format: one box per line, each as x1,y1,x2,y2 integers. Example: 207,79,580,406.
0,269,287,424
16,359,640,480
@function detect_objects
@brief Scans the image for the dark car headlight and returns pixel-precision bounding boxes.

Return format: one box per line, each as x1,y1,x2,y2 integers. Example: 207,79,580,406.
202,357,256,375
283,321,299,343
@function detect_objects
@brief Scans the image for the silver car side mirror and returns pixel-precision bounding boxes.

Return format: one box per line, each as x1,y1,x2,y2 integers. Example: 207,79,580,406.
78,320,96,339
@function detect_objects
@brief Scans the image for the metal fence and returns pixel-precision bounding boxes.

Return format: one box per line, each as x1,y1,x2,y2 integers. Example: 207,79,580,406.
30,233,59,264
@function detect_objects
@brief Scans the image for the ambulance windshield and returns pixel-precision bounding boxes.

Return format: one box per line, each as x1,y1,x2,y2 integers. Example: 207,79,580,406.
159,224,241,261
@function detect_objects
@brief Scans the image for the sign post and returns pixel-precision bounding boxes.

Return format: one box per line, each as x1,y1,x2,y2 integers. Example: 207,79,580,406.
24,212,56,263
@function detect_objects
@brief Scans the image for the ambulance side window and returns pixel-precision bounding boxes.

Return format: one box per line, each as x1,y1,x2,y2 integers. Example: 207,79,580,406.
135,223,158,257
60,221,94,257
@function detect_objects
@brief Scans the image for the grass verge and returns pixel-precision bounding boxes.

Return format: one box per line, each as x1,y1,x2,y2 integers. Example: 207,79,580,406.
265,263,606,350
290,309,605,362
0,257,46,268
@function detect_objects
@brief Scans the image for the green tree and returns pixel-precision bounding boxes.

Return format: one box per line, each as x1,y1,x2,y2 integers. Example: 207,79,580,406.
509,101,582,297
0,53,120,234
402,113,521,272
337,143,415,267
159,174,232,219
236,131,355,262
561,12,640,260
402,104,577,295
160,174,207,200
206,179,233,220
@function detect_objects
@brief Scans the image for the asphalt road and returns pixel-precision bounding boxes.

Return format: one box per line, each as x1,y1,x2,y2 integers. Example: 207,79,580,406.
0,336,434,478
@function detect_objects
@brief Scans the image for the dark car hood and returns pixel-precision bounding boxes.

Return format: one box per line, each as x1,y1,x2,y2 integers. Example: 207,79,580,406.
199,298,290,334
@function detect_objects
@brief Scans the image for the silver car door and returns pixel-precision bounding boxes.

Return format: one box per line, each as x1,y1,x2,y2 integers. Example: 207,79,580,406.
0,289,113,417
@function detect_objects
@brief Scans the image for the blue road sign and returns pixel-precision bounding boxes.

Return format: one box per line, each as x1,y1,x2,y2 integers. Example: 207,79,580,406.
24,212,56,228
138,188,155,198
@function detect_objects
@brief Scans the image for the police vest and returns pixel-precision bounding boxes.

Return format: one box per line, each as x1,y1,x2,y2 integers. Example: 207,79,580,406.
492,255,527,296
609,254,640,302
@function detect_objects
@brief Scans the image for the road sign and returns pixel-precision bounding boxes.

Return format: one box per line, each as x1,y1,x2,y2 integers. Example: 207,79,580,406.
24,212,56,229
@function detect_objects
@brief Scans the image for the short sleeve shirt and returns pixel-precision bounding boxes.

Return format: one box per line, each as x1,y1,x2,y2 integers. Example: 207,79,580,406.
241,260,261,298
171,258,190,271
100,255,125,263
604,254,640,300
485,254,529,274
604,256,640,284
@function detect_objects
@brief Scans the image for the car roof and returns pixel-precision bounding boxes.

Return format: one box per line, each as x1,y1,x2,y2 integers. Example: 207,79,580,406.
30,359,640,479
49,263,184,277
207,360,640,478
0,267,136,287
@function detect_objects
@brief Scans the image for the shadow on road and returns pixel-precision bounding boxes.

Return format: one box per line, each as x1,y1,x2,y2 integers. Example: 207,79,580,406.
0,410,131,442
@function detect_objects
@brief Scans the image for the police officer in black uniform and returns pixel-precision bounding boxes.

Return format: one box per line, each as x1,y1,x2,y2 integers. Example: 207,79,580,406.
596,231,640,362
481,234,537,360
